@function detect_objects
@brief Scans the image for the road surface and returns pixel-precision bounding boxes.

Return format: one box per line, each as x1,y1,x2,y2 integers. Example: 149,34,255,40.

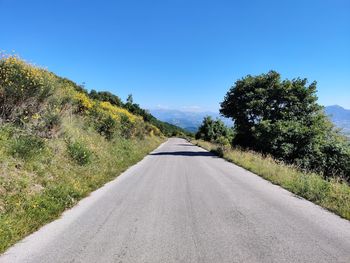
1,138,350,263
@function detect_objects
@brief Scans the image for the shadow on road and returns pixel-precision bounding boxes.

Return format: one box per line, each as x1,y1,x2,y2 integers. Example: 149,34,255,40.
150,151,216,157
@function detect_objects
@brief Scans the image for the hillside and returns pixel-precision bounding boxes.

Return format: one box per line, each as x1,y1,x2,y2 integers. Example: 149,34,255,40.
325,105,350,136
150,108,232,132
0,56,184,252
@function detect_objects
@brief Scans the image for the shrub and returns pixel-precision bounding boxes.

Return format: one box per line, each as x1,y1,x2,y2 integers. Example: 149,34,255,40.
73,92,94,113
145,123,161,137
0,56,55,122
210,146,225,157
67,141,92,165
96,115,117,140
215,136,231,147
119,114,134,138
43,112,61,131
99,101,138,122
10,135,45,160
89,90,123,107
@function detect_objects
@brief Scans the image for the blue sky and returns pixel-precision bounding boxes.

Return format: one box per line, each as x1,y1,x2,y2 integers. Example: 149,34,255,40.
1,0,349,112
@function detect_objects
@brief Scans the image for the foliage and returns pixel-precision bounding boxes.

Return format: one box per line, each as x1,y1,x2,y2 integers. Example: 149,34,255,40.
89,90,123,107
96,115,117,140
67,140,92,165
42,111,62,133
195,116,233,142
0,119,163,253
9,134,45,160
0,55,55,124
59,77,88,95
73,92,94,113
99,101,139,122
71,91,164,140
87,90,188,137
0,55,168,253
220,71,350,180
144,122,161,137
90,100,148,139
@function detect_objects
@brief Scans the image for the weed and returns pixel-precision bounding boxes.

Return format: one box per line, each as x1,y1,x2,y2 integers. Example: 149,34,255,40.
9,135,45,160
67,140,92,165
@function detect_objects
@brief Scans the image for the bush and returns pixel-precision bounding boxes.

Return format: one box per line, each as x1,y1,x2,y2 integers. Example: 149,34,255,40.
73,92,94,113
120,114,134,138
145,123,161,137
10,135,45,160
96,115,117,140
89,90,123,107
67,141,92,165
210,146,225,157
215,136,231,146
44,112,61,130
0,56,55,122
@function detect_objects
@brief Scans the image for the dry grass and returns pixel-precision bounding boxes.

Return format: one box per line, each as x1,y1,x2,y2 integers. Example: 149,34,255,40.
193,140,350,220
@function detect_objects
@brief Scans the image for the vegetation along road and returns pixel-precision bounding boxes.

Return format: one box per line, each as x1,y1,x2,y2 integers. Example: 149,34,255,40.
1,138,350,263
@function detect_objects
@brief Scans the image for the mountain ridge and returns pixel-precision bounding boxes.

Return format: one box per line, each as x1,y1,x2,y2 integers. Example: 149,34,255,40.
325,105,350,135
150,105,350,135
149,108,233,132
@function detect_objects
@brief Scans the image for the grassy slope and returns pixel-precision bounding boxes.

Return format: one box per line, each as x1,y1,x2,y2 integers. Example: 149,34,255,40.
0,115,163,252
193,140,350,221
0,56,165,253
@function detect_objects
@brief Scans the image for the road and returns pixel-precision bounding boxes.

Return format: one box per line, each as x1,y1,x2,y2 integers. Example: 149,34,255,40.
1,138,350,263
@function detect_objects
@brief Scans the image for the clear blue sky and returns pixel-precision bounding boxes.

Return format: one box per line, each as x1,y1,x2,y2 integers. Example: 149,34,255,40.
1,0,349,111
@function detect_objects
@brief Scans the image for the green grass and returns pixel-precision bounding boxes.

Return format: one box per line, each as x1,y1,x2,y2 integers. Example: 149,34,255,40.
192,140,350,220
0,116,164,253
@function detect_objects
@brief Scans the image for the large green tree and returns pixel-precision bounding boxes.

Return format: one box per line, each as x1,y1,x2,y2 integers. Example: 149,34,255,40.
220,71,350,179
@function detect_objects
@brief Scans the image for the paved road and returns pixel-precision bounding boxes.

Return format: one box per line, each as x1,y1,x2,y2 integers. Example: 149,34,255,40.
1,138,350,263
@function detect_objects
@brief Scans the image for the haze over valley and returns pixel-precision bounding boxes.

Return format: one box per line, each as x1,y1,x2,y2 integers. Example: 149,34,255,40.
151,105,350,135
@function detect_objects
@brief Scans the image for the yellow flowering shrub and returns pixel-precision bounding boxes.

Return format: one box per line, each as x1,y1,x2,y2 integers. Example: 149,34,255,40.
98,101,141,123
73,92,94,112
0,54,162,140
145,123,161,137
0,55,55,120
91,101,153,139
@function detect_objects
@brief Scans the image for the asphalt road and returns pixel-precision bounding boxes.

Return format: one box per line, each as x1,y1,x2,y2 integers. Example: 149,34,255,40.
1,138,350,263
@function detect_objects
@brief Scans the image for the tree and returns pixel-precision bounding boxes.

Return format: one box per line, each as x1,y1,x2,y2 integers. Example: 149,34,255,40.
196,116,233,143
220,71,350,179
126,94,133,104
89,90,123,107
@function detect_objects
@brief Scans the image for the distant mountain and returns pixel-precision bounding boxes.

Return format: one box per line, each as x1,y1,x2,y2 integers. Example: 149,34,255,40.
151,105,350,135
325,105,350,136
149,109,233,133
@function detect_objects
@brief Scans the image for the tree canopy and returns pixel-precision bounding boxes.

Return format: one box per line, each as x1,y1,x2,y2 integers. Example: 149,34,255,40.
195,116,233,144
220,71,350,180
89,90,123,107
